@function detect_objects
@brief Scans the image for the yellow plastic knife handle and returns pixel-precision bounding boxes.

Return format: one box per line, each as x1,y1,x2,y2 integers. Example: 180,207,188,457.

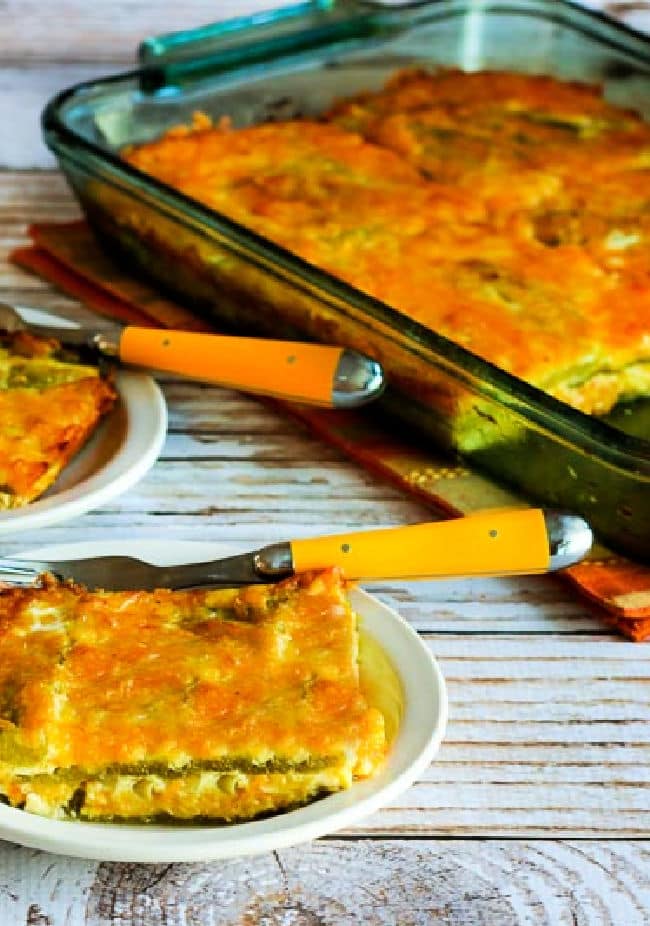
119,327,348,406
291,509,552,580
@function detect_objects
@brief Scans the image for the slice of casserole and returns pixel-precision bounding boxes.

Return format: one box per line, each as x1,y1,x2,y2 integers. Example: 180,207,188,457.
0,569,386,822
0,331,116,508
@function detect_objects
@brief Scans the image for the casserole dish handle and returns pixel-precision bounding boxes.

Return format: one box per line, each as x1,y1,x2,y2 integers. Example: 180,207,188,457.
138,0,374,68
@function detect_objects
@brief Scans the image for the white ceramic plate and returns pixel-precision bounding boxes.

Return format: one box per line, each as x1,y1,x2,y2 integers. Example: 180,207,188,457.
0,539,448,863
0,308,167,532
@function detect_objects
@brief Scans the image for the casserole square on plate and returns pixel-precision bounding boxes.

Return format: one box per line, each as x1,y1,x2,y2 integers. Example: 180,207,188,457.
0,569,385,823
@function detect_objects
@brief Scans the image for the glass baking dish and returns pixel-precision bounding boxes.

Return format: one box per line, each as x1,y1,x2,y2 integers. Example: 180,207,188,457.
42,0,650,560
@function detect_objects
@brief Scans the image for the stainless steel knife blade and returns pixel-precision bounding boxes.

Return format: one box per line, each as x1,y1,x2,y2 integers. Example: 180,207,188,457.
0,550,282,591
0,301,122,354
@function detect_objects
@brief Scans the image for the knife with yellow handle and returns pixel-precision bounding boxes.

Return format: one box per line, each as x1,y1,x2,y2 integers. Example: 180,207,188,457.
0,509,593,591
0,304,384,408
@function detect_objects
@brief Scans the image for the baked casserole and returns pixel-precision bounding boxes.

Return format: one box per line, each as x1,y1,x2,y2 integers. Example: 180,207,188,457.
0,568,386,822
123,69,650,417
0,331,116,508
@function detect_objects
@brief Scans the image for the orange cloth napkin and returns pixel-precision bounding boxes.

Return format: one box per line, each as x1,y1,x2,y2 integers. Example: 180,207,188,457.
11,220,650,640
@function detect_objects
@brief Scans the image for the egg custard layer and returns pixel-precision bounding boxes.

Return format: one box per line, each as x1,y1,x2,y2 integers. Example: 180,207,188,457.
124,70,650,416
0,569,386,822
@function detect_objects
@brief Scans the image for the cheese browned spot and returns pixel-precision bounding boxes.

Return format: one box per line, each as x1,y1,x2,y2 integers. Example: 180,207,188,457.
0,569,386,822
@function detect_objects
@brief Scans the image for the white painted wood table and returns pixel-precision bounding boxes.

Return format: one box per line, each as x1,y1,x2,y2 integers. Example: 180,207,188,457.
1,2,650,923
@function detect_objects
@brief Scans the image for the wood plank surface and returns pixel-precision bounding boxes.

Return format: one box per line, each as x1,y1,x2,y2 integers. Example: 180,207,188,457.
0,839,649,926
1,2,284,62
1,2,650,923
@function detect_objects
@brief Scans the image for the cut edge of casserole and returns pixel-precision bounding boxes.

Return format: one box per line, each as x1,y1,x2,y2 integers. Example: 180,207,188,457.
0,330,116,508
0,569,388,823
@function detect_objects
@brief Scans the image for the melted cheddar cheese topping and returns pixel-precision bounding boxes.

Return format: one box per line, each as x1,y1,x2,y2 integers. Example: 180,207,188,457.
124,70,650,415
0,569,386,822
